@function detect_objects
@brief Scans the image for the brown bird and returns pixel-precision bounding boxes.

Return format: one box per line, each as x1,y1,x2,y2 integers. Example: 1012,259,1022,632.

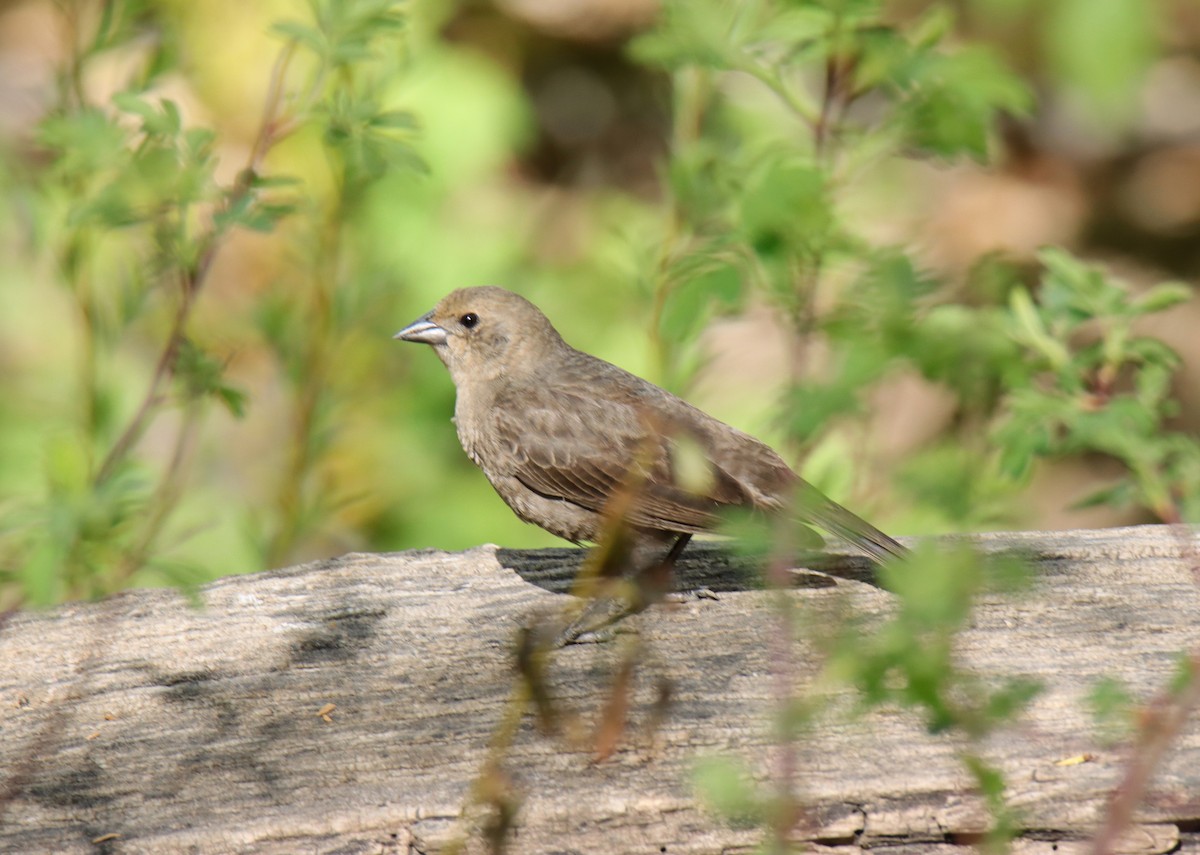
395,287,905,568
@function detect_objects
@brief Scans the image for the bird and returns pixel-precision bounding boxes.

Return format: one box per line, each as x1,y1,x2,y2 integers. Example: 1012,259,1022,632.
394,286,906,571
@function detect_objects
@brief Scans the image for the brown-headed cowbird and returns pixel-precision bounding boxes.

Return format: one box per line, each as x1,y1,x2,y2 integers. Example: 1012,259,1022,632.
395,286,905,564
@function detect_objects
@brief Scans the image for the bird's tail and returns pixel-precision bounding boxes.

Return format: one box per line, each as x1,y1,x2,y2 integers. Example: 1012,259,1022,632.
795,483,907,563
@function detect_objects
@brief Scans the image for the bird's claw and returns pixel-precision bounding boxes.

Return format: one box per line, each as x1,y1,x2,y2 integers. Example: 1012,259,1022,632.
559,626,622,645
556,596,639,646
663,587,719,604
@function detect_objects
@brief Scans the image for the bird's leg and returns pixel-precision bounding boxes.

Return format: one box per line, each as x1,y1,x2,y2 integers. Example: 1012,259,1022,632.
639,533,692,604
558,533,694,646
655,533,717,604
665,532,692,564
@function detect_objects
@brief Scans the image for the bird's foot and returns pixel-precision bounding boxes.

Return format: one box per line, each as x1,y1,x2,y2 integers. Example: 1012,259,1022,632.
556,596,639,646
561,626,621,645
663,587,719,604
557,588,719,645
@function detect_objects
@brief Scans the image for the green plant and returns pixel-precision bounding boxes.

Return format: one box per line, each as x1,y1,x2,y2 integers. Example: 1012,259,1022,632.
0,2,298,605
629,0,1033,535
631,1,1198,850
997,249,1199,523
0,0,423,605
629,1,1049,847
249,0,423,566
692,544,1037,853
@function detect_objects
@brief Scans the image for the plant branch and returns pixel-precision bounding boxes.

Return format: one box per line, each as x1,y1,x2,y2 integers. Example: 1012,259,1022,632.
1092,526,1200,855
93,39,299,488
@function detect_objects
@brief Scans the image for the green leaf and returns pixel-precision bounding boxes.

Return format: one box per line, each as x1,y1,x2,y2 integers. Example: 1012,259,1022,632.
692,755,762,827
754,7,831,47
271,19,327,55
781,381,861,445
996,445,1032,483
370,110,420,130
174,340,248,417
242,201,298,233
983,677,1041,725
112,92,158,123
1036,249,1133,326
908,4,954,50
37,108,129,177
1169,652,1196,696
659,259,742,344
879,543,979,630
890,42,1030,159
247,173,304,189
1070,480,1134,511
962,753,1007,803
1007,287,1070,368
738,157,832,252
630,0,742,70
1132,282,1193,315
895,443,1017,527
113,93,182,137
1087,676,1135,743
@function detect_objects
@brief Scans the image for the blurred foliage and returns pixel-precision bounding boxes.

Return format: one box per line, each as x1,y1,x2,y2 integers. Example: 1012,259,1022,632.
631,0,1193,848
0,0,1195,612
0,0,430,604
686,535,1039,849
967,0,1162,125
997,250,1199,523
630,0,1198,538
1088,674,1137,747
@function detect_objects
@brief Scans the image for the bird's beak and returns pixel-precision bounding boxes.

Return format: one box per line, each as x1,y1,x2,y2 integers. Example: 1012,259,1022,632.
394,312,448,346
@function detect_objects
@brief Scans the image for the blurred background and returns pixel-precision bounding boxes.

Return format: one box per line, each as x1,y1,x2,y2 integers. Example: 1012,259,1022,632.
0,0,1198,604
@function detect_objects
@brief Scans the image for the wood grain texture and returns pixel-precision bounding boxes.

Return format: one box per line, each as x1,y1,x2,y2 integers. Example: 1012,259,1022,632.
2,526,1199,854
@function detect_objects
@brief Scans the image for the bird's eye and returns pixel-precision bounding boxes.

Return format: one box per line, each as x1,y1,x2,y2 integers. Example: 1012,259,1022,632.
460,312,479,329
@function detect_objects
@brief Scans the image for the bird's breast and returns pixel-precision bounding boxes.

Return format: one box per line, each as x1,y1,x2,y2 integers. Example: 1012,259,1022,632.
453,395,492,470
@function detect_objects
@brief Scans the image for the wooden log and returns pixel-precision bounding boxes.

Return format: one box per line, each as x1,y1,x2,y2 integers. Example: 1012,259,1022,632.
1,526,1199,854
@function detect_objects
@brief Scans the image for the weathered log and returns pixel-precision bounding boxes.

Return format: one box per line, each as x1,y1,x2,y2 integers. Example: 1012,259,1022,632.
2,526,1199,854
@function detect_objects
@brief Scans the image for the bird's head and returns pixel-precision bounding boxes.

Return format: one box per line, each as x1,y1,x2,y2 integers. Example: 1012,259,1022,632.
394,286,565,385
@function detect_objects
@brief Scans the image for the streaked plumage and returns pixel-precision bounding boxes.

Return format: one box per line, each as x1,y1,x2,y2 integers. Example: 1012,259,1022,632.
396,286,904,563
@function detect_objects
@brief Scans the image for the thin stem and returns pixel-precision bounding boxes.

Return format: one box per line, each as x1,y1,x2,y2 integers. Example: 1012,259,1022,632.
250,40,301,170
1092,651,1200,855
93,39,298,488
264,203,341,567
1093,527,1200,855
650,67,711,387
121,398,204,585
93,274,194,485
740,61,820,129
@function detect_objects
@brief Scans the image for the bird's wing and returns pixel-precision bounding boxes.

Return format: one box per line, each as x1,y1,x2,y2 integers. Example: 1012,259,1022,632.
488,385,749,534
488,375,908,562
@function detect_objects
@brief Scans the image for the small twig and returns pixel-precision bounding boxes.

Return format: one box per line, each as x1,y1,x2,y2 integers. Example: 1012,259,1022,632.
93,273,196,486
740,62,820,129
120,398,204,584
441,637,536,855
94,38,298,489
1091,653,1200,855
263,211,340,567
812,56,838,160
1092,527,1200,855
251,41,299,168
